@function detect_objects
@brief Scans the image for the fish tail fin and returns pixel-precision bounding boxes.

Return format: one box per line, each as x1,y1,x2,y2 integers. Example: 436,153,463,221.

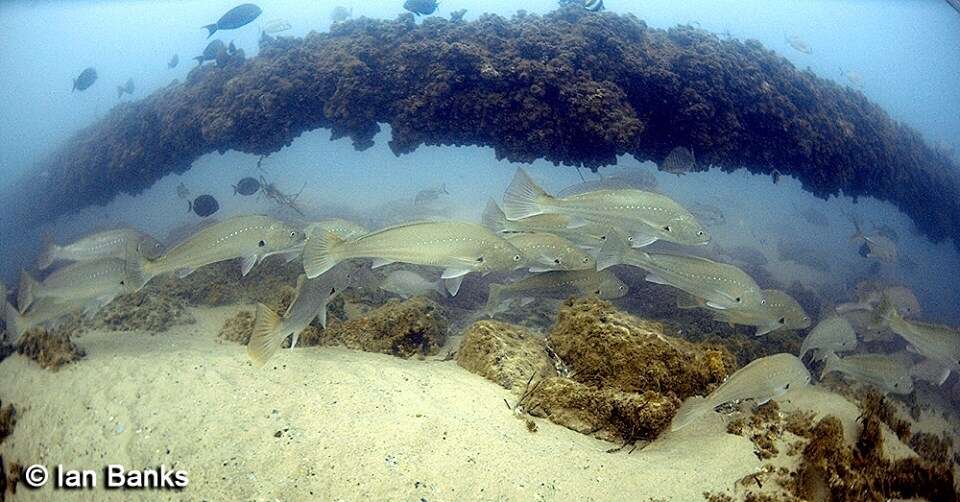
502,168,551,220
203,24,218,38
820,351,841,379
4,302,23,342
302,231,346,279
37,234,58,270
72,78,77,92
482,198,510,234
232,185,238,195
17,270,40,315
483,284,504,315
187,200,192,213
247,303,285,367
875,292,900,327
595,234,632,271
671,396,709,431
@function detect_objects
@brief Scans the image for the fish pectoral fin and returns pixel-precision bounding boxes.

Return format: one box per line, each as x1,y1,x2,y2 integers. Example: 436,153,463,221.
566,216,589,229
754,324,780,337
630,234,658,248
240,255,258,276
519,297,536,307
371,258,396,269
175,267,196,279
282,251,300,264
528,266,558,273
705,301,728,310
645,273,669,286
443,275,465,297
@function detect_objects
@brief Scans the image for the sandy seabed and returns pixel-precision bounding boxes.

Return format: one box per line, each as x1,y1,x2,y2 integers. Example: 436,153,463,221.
0,305,946,501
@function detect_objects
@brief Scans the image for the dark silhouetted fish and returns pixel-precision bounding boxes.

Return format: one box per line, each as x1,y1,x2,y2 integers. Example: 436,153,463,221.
168,54,179,68
233,177,261,196
195,39,226,65
203,3,262,38
797,206,829,227
777,239,831,272
414,184,448,205
404,0,439,16
116,78,134,99
948,0,960,15
189,195,220,217
450,9,467,22
72,67,97,92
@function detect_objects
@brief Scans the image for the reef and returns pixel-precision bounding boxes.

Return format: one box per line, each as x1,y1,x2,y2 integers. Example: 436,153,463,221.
512,298,736,442
217,310,255,345
4,8,959,250
153,257,301,308
15,328,85,370
312,297,447,357
87,286,196,333
455,320,557,391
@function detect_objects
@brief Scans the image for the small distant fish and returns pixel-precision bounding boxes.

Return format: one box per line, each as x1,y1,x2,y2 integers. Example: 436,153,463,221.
849,215,897,263
660,146,696,176
687,202,725,228
195,39,227,65
146,215,304,279
841,69,863,88
708,289,810,336
330,6,353,23
262,18,292,34
233,177,261,196
785,35,811,54
403,0,439,16
248,263,354,366
302,221,524,296
797,206,830,227
671,353,810,431
413,183,449,205
485,269,626,313
799,315,857,362
380,270,446,299
583,0,605,12
503,168,709,248
872,223,900,243
72,67,97,92
821,352,913,396
189,194,220,217
836,283,919,317
38,228,163,271
176,182,191,200
116,78,134,99
879,295,960,373
771,169,782,184
18,257,145,316
450,9,467,22
908,357,951,387
203,3,262,38
168,54,179,69
598,237,764,311
715,245,768,268
505,232,595,272
776,240,831,273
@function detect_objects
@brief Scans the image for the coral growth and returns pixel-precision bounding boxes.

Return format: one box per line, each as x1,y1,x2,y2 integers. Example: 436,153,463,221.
15,328,85,370
6,8,959,250
154,258,301,308
217,310,255,345
318,297,447,357
455,320,557,391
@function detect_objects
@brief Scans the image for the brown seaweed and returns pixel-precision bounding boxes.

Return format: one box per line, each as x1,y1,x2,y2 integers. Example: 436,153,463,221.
4,8,959,253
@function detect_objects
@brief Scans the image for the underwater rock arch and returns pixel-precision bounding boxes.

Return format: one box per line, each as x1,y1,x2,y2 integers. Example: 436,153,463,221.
6,8,960,249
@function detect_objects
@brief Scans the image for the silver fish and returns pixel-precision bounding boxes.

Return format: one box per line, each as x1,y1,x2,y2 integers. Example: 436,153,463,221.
598,237,764,311
145,215,304,280
380,270,446,299
502,168,709,247
505,232,595,272
708,289,810,336
821,352,913,395
485,269,627,313
880,295,960,373
483,199,622,250
248,263,354,366
800,315,857,362
301,221,524,296
785,35,811,54
38,228,163,270
19,257,145,315
261,18,291,34
671,353,810,431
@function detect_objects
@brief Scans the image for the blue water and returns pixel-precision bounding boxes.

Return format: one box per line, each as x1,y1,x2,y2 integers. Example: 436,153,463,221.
1,0,959,324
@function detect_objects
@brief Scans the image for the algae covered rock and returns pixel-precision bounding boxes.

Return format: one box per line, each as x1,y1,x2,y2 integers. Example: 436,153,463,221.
15,328,85,370
88,288,196,333
321,297,446,357
217,310,255,345
455,320,556,391
547,298,735,399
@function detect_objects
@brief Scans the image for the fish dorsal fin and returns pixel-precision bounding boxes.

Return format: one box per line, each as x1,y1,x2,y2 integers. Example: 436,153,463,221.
645,273,669,286
240,255,258,276
630,234,658,248
175,267,196,279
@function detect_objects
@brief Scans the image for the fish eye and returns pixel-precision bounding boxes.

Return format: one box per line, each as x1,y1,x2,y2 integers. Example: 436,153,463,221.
329,287,337,294
784,383,790,390
513,255,522,261
697,231,704,236
778,317,786,324
663,226,672,232
258,240,266,247
120,280,126,286
290,231,297,238
735,297,742,303
476,256,485,263
594,289,602,295
600,235,608,241
582,257,591,263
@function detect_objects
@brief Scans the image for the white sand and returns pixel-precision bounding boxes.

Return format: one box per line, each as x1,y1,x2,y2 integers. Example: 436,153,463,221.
0,306,764,501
